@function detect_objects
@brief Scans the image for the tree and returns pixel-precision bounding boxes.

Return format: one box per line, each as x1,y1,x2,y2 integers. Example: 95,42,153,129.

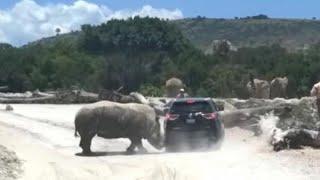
55,28,61,36
165,77,184,97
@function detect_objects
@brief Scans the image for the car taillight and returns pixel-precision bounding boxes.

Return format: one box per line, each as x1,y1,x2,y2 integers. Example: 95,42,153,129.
202,113,217,120
186,100,195,104
165,113,179,121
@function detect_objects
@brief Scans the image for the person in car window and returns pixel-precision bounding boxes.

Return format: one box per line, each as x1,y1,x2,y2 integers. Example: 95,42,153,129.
176,89,186,98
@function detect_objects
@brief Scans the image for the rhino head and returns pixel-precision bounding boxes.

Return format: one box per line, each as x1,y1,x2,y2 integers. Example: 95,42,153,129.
147,116,166,150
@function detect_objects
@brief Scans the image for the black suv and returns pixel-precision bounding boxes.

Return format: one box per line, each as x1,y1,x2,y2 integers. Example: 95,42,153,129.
165,98,224,151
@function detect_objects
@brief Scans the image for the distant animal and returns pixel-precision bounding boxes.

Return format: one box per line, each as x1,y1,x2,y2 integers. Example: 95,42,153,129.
74,101,165,154
311,82,320,113
246,79,270,99
5,104,13,111
311,82,320,97
270,77,288,99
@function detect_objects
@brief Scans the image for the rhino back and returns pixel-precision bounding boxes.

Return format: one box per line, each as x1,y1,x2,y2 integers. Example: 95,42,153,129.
89,102,157,138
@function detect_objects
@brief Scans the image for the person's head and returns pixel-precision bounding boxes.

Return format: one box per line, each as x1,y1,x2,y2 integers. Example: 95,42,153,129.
180,88,185,93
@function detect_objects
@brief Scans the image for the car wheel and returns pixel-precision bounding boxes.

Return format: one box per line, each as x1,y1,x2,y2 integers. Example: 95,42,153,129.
208,120,225,149
165,144,178,152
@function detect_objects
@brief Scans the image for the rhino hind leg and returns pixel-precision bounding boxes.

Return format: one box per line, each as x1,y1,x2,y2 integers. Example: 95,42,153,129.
126,138,138,154
80,133,95,155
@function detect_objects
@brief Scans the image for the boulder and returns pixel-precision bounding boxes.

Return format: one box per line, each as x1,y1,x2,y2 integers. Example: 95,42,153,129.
271,128,320,151
5,104,13,111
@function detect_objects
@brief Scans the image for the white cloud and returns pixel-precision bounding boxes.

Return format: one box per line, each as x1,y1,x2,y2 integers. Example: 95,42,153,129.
108,5,183,21
0,0,183,46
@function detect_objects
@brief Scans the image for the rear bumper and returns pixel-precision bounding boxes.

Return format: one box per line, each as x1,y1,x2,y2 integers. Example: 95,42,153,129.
166,128,215,138
166,120,223,139
165,119,224,151
165,129,217,147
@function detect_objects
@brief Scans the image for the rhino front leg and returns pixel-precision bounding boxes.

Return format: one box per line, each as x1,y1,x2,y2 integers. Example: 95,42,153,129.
136,138,147,153
126,137,147,154
126,138,137,154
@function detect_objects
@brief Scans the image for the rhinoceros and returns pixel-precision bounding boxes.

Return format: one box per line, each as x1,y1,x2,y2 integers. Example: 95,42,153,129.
74,101,165,154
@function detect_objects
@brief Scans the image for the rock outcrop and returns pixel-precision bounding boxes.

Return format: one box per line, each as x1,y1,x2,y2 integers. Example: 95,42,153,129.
223,97,320,131
214,97,320,151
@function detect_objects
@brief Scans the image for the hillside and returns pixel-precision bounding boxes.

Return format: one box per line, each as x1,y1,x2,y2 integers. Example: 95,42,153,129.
174,18,320,52
30,18,320,52
2,17,320,98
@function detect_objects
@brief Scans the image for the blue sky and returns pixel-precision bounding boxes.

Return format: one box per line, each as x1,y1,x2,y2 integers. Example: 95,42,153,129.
1,0,320,19
0,0,319,46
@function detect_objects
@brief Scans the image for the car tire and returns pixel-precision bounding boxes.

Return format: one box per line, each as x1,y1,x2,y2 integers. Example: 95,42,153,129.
165,145,178,152
208,120,225,149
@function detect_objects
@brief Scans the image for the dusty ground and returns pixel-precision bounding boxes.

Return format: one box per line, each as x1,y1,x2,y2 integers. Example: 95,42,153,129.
0,104,320,180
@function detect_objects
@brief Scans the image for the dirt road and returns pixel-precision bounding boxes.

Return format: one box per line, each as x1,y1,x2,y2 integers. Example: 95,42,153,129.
0,104,319,180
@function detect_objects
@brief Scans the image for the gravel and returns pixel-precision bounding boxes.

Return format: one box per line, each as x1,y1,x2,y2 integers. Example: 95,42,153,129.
0,145,22,180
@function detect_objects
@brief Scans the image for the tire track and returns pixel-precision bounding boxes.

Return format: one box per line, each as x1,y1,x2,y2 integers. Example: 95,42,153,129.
0,110,73,130
0,110,132,154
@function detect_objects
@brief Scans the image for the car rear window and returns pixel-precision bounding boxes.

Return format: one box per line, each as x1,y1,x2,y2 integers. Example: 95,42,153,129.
170,101,214,113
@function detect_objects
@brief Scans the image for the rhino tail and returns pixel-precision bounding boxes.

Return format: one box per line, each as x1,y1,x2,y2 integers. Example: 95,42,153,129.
74,128,79,137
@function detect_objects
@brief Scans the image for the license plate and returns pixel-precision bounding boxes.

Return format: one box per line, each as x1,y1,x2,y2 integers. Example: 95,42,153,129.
186,119,196,124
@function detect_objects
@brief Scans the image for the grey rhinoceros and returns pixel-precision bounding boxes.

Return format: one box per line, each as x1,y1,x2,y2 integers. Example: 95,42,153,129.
74,101,165,154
